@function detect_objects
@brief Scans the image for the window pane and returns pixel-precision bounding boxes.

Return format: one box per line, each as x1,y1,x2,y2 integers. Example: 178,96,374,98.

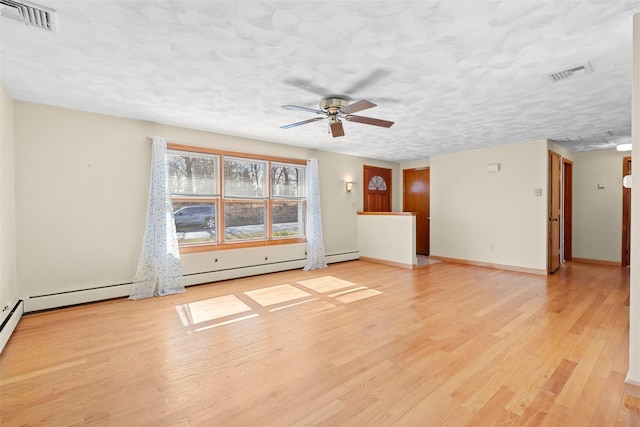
271,164,305,198
172,201,216,244
168,153,218,196
224,201,266,240
223,158,266,198
368,175,387,191
272,200,306,238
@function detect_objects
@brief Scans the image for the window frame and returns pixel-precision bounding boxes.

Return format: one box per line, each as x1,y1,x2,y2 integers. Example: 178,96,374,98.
270,162,307,240
167,143,307,254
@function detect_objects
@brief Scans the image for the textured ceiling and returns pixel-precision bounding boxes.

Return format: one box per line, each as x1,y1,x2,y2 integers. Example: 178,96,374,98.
2,0,640,162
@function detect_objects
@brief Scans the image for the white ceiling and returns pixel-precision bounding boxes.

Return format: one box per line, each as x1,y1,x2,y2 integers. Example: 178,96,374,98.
2,0,640,162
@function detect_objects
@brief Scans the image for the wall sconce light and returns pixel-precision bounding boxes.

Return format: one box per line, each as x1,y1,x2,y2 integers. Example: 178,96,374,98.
345,181,354,192
616,143,632,152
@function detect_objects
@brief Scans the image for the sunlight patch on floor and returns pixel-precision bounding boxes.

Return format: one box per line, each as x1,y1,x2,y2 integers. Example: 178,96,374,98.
244,284,312,306
176,295,252,325
334,288,383,304
268,297,320,312
297,276,358,293
328,286,368,298
177,276,383,331
193,314,259,332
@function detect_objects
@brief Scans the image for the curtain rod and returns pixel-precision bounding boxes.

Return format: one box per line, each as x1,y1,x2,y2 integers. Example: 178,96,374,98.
146,137,152,142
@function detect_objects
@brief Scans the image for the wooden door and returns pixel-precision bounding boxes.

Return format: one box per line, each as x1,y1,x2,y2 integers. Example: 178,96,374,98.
548,151,561,274
403,167,430,255
562,158,573,261
622,156,632,266
363,166,392,212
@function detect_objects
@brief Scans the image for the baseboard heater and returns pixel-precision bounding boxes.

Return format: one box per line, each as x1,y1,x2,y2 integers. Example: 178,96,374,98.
0,300,24,354
182,252,359,286
23,252,360,312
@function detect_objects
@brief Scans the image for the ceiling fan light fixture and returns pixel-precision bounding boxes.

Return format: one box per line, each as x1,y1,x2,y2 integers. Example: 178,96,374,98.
320,97,348,113
329,116,345,138
280,97,393,137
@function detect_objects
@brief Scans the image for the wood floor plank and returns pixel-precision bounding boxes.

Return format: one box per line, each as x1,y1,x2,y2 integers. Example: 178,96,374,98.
0,260,634,426
555,336,607,408
617,394,640,426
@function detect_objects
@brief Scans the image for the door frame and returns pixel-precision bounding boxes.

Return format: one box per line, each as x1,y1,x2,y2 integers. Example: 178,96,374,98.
548,150,562,274
562,158,573,262
622,156,632,266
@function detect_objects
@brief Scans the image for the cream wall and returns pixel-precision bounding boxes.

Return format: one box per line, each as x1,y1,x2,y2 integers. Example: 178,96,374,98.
15,102,151,304
357,214,416,267
399,158,430,171
13,101,398,309
430,139,549,271
572,149,628,263
0,84,17,324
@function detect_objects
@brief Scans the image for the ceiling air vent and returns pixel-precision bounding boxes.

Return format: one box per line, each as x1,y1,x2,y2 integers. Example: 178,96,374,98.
0,0,56,32
548,62,593,84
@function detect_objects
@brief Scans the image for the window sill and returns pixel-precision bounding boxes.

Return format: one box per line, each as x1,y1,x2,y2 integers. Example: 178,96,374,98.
179,237,307,254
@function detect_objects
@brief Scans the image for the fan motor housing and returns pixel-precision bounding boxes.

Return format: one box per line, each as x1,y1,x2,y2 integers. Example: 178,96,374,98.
320,97,348,114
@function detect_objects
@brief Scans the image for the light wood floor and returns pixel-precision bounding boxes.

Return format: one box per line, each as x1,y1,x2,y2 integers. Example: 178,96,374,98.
1,260,639,426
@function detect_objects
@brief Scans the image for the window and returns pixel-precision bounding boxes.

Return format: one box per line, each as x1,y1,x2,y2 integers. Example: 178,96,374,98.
368,175,387,191
168,151,219,245
271,163,306,238
167,144,306,252
223,157,267,241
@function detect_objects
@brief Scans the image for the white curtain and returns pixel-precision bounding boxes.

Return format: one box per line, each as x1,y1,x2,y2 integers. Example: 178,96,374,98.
129,136,185,300
304,158,328,270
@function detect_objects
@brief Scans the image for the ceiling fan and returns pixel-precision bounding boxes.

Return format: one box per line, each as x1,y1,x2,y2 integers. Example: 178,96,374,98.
280,97,394,138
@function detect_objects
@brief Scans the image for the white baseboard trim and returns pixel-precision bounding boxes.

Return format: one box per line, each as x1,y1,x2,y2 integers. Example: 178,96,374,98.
429,255,547,275
0,300,24,354
183,259,307,286
25,284,132,312
183,252,359,286
359,256,415,269
326,251,360,264
625,375,640,399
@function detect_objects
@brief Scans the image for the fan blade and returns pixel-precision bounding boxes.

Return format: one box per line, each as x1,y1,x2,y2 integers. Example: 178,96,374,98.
280,117,325,129
283,78,332,97
340,100,377,115
342,69,392,94
345,115,394,128
282,105,324,115
330,119,345,137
